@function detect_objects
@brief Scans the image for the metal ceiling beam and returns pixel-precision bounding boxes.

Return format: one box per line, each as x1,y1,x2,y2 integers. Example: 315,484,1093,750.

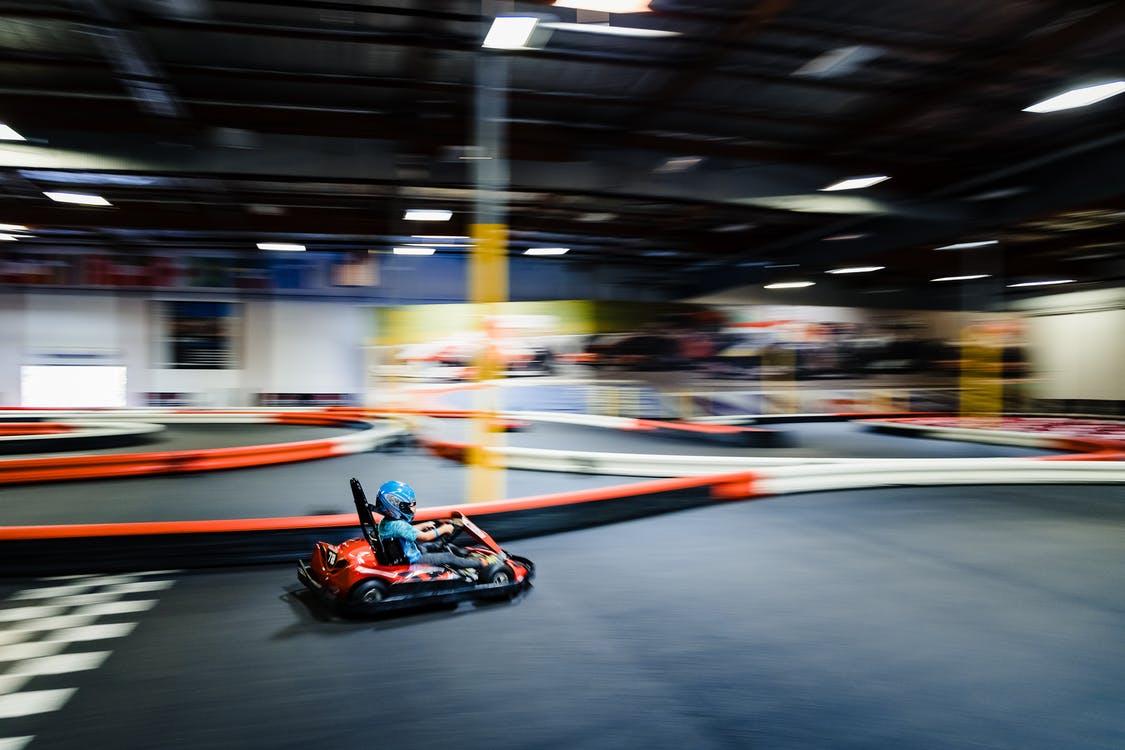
67,0,183,118
831,1,1125,147
625,0,793,121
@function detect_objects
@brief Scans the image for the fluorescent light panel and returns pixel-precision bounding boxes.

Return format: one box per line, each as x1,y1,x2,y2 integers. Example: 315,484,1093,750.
934,240,998,250
764,281,815,289
0,233,21,241
827,265,884,274
412,235,468,240
820,175,890,192
482,16,539,50
1024,81,1125,113
822,233,867,241
393,246,436,256
525,247,569,256
554,0,652,12
541,22,679,37
43,191,111,206
0,124,25,141
404,209,452,221
0,224,28,232
256,242,305,252
1007,279,1076,288
931,274,991,282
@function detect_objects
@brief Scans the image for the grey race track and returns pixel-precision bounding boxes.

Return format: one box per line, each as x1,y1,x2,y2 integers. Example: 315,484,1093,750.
12,484,1124,750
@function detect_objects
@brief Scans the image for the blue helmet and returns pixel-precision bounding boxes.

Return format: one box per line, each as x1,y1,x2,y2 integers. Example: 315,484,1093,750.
375,480,416,522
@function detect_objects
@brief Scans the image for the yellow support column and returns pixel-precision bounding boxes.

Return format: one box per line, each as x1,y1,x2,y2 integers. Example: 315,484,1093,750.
467,223,508,503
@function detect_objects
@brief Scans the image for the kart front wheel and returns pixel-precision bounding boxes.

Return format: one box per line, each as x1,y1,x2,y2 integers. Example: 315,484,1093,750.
348,580,387,606
483,562,515,585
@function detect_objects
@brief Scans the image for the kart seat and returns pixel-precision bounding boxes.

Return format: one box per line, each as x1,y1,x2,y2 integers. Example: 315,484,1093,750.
375,536,408,566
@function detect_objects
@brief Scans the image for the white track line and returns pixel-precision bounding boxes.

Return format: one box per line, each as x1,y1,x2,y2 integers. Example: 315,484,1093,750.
0,643,67,663
105,580,174,594
0,607,66,624
0,689,76,719
73,601,156,617
9,583,99,601
0,616,99,640
5,652,110,678
0,678,30,697
0,736,33,750
44,623,137,643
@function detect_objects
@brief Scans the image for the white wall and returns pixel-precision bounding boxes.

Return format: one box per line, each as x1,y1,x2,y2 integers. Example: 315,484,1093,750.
0,292,368,406
1014,289,1125,402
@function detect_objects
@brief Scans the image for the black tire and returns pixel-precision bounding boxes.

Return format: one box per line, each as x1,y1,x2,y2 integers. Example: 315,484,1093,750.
483,562,515,585
348,579,387,606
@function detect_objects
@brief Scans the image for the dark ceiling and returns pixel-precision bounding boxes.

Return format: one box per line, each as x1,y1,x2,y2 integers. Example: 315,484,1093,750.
0,0,1123,301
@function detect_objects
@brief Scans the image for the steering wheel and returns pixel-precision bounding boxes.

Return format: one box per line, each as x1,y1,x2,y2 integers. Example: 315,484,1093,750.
437,518,461,549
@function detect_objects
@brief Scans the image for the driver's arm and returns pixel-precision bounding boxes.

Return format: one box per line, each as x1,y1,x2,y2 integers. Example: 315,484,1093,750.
415,522,455,542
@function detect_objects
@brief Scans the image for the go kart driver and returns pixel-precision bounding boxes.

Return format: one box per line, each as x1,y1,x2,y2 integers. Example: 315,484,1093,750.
373,481,493,571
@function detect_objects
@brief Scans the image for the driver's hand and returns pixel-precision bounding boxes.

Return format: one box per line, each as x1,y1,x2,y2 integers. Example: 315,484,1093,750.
450,516,466,528
415,521,436,532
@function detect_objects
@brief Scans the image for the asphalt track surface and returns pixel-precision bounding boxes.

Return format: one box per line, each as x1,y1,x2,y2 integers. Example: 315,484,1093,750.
4,485,1122,749
0,423,1054,526
0,446,644,525
12,424,357,457
434,419,1057,458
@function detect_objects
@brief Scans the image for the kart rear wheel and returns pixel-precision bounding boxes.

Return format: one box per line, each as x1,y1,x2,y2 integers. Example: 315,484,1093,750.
348,580,387,606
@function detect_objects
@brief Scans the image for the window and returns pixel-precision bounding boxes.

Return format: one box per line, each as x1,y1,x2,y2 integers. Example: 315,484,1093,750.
157,301,241,369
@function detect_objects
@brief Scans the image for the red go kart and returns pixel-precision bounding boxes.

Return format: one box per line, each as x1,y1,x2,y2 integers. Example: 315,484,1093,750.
297,478,534,614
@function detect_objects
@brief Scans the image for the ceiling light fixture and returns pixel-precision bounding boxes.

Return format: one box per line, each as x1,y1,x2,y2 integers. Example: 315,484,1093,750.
412,235,469,241
0,224,28,232
654,155,703,174
404,242,464,249
1023,81,1125,113
820,175,890,192
404,209,452,221
931,274,991,282
764,281,815,289
541,22,678,37
822,233,867,241
827,265,885,274
553,0,652,12
393,246,436,256
934,240,999,250
256,242,305,252
0,233,21,241
1007,279,1076,288
525,247,569,256
43,191,111,206
482,16,540,50
0,124,25,141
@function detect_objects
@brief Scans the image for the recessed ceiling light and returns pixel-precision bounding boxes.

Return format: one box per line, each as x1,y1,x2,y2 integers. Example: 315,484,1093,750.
934,240,998,250
43,191,111,206
404,209,452,221
541,22,678,37
1007,279,1076,288
482,16,539,50
393,246,436,256
525,247,569,256
827,265,884,274
256,242,305,252
931,274,991,282
793,45,882,79
0,124,25,141
764,281,815,289
0,224,28,232
654,155,703,173
822,233,867,241
820,175,890,192
553,0,651,12
1023,81,1125,113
